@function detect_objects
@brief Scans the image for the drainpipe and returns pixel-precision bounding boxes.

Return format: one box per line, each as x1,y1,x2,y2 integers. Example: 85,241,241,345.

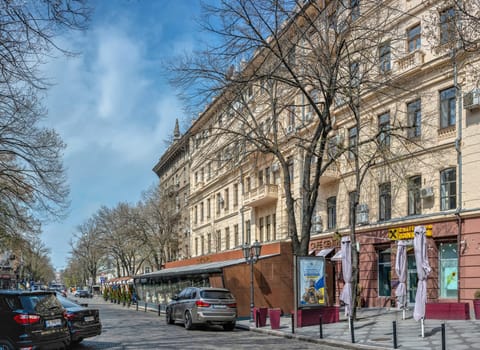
453,44,462,303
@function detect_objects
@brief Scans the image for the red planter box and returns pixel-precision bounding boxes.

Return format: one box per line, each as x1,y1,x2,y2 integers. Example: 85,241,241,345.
425,302,470,320
295,306,340,327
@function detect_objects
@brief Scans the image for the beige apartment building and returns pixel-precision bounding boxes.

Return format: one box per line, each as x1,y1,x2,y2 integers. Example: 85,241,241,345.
138,0,480,319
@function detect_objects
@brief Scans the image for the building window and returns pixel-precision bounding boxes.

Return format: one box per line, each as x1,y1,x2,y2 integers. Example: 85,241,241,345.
378,249,391,297
440,87,456,129
233,183,239,207
216,230,221,252
225,227,230,250
408,176,422,216
288,104,296,127
201,236,204,255
224,188,229,211
407,99,421,138
265,167,271,185
207,198,211,219
200,202,204,222
408,24,421,52
327,196,337,229
266,215,271,241
144,266,151,274
439,243,458,299
194,206,198,224
351,0,360,21
258,170,264,187
348,126,357,159
246,220,251,243
440,7,455,45
195,237,198,256
288,158,294,184
379,42,391,73
349,191,357,226
350,61,360,88
379,182,391,221
378,112,390,148
234,224,239,247
259,217,264,242
440,167,456,210
207,233,211,253
216,193,222,215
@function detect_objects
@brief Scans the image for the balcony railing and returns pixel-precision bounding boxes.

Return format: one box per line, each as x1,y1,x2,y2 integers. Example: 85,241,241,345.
320,162,340,184
243,184,278,207
394,50,425,75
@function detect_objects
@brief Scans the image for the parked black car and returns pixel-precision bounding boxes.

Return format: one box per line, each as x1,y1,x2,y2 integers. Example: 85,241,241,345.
0,290,70,350
73,289,91,298
56,295,102,344
166,287,237,330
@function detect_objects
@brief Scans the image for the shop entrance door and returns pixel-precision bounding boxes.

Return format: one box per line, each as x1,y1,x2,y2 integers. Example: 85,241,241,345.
407,253,417,305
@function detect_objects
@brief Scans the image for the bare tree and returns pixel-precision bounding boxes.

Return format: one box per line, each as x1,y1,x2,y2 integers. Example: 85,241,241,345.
170,0,403,256
136,185,183,271
0,0,90,240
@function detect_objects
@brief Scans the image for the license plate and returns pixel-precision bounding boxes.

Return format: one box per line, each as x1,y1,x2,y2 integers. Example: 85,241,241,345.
213,304,226,309
84,316,95,322
46,319,62,327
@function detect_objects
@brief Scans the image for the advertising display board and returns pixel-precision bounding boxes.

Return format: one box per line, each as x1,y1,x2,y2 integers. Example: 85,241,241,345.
297,256,326,308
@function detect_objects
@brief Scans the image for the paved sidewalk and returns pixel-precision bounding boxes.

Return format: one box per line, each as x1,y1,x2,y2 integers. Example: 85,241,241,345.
236,308,480,350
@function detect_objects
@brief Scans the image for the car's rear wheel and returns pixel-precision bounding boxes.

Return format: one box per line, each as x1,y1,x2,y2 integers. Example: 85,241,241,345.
223,322,235,331
184,311,193,330
166,309,174,325
0,340,14,350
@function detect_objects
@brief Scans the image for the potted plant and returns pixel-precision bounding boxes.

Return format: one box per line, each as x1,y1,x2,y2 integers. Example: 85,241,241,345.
473,290,480,320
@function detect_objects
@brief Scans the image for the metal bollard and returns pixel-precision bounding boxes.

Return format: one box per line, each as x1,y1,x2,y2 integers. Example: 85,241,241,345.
441,323,446,350
158,304,161,316
393,321,398,349
319,316,323,339
291,313,295,334
256,309,259,328
350,317,355,343
144,302,147,312
136,302,138,311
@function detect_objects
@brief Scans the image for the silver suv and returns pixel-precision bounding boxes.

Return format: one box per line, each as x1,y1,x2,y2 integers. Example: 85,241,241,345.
166,287,237,330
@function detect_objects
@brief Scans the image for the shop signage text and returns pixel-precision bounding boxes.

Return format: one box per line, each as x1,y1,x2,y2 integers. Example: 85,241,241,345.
388,225,433,240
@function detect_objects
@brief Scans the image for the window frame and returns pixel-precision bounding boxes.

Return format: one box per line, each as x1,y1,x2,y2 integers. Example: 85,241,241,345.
378,112,391,148
379,42,391,73
407,24,421,52
439,7,455,45
379,182,392,221
440,167,456,210
377,248,392,297
407,99,421,138
407,175,422,216
440,86,456,129
327,196,337,229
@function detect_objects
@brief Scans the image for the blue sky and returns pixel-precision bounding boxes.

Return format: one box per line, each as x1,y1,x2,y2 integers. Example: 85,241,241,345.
41,0,206,269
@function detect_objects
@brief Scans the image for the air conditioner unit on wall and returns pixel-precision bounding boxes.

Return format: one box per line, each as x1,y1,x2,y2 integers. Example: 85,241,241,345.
356,204,369,225
464,88,480,110
420,186,434,199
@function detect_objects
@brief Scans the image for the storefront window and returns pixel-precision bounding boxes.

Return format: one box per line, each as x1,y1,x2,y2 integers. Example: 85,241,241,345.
378,249,391,297
439,242,458,299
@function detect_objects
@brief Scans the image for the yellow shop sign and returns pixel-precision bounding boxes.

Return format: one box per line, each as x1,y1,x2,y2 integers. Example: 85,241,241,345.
388,225,433,240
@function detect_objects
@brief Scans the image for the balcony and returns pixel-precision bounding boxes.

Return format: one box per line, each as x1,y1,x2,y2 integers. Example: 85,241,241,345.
320,162,340,184
243,184,278,207
394,50,425,76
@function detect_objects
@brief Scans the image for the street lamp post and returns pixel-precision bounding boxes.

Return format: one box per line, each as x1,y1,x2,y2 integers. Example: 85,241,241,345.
243,240,262,322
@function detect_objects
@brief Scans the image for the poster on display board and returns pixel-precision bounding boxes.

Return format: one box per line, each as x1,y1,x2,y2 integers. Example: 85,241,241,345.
297,256,326,308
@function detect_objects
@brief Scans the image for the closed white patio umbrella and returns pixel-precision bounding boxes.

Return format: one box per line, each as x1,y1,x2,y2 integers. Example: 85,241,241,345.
413,226,431,337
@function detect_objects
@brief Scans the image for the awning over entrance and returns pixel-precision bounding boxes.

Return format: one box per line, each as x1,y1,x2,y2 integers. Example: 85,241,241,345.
134,254,278,283
316,247,335,257
330,249,343,261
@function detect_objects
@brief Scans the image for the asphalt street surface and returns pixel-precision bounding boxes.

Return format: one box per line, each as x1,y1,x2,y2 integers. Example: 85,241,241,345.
71,297,339,350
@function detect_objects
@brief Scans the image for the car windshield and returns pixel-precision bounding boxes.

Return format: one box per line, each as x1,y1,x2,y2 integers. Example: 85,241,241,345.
200,290,234,299
18,294,63,313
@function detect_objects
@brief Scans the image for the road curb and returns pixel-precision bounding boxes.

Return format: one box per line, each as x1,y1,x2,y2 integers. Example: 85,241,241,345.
236,323,389,350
